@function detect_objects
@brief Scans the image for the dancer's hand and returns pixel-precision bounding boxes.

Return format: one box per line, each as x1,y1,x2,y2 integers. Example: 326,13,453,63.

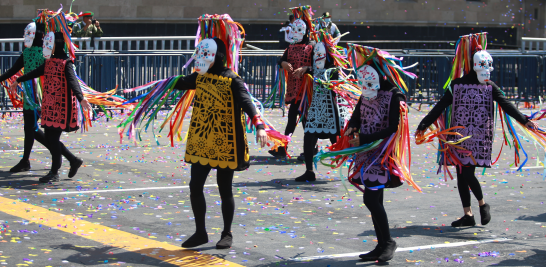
281,62,293,72
526,120,539,129
293,66,307,78
348,135,360,146
256,129,268,148
415,129,425,138
344,127,357,136
81,98,92,111
10,81,18,91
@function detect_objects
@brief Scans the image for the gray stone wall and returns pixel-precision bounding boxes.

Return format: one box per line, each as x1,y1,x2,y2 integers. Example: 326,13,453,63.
0,0,540,37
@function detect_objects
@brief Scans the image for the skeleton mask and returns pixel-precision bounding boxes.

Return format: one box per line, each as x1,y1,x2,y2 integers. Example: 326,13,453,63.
42,32,55,59
291,19,306,43
23,22,36,48
357,65,381,100
313,42,326,70
193,39,217,75
473,50,493,84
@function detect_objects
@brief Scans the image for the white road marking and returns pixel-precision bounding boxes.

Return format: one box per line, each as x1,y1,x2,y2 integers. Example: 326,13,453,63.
0,149,48,153
510,166,544,169
290,238,512,261
38,184,218,195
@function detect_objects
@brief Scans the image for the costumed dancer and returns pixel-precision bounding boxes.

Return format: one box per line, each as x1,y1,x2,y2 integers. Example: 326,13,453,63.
315,44,421,262
11,10,92,183
294,30,351,182
415,33,538,228
118,14,273,249
0,15,79,174
268,5,314,159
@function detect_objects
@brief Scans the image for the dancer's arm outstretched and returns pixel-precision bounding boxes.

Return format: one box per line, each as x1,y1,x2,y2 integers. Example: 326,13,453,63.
15,63,45,83
491,83,528,124
416,90,453,131
0,55,24,82
172,73,198,90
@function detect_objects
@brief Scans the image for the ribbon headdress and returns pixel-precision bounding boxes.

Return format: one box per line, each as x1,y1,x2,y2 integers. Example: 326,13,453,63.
311,29,349,69
188,14,245,73
289,5,315,33
444,32,487,91
347,44,417,93
36,7,78,61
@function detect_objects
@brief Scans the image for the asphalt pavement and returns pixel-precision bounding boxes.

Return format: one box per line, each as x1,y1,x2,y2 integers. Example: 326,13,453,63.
0,106,544,267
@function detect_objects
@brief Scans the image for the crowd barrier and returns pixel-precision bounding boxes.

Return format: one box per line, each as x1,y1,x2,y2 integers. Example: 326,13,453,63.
1,52,545,111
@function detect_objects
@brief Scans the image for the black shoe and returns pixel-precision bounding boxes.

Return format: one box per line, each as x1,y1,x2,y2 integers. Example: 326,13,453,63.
479,203,491,226
268,146,287,158
295,171,316,182
359,244,382,261
451,215,476,227
216,232,233,249
10,160,31,173
377,239,397,262
68,158,83,178
181,231,208,248
39,172,60,183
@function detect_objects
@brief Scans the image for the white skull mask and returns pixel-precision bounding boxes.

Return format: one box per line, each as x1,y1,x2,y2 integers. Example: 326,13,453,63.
23,22,37,48
473,50,493,84
42,32,55,59
291,19,306,43
313,42,327,70
193,39,217,75
357,65,381,101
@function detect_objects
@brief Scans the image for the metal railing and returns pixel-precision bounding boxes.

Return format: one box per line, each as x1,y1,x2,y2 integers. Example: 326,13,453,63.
248,39,519,50
0,36,196,52
1,52,545,111
521,37,546,52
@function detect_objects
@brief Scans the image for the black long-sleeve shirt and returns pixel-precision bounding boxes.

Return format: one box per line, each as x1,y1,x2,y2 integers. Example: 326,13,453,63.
417,72,528,131
173,66,265,130
16,57,84,102
348,84,405,145
0,55,24,83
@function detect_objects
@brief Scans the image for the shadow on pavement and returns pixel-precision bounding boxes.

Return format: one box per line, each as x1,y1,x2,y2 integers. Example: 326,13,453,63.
515,213,546,223
0,171,84,190
357,224,488,241
238,178,332,191
51,244,233,266
495,248,546,266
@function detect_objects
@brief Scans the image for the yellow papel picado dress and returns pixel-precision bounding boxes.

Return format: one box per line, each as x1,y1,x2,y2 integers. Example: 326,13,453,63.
174,67,264,171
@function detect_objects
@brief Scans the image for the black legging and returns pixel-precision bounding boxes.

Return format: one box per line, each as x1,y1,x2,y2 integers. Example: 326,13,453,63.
189,163,235,235
22,110,46,161
364,188,391,245
22,110,73,164
456,166,483,208
304,133,337,171
44,128,77,174
284,102,305,136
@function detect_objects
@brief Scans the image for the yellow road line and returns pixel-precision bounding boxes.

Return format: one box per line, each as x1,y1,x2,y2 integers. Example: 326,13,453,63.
0,196,244,267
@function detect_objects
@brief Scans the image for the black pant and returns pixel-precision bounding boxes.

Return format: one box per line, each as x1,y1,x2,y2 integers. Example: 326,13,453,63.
456,166,483,208
364,188,391,246
284,102,305,136
44,128,77,174
189,163,235,235
22,110,73,165
304,133,337,171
